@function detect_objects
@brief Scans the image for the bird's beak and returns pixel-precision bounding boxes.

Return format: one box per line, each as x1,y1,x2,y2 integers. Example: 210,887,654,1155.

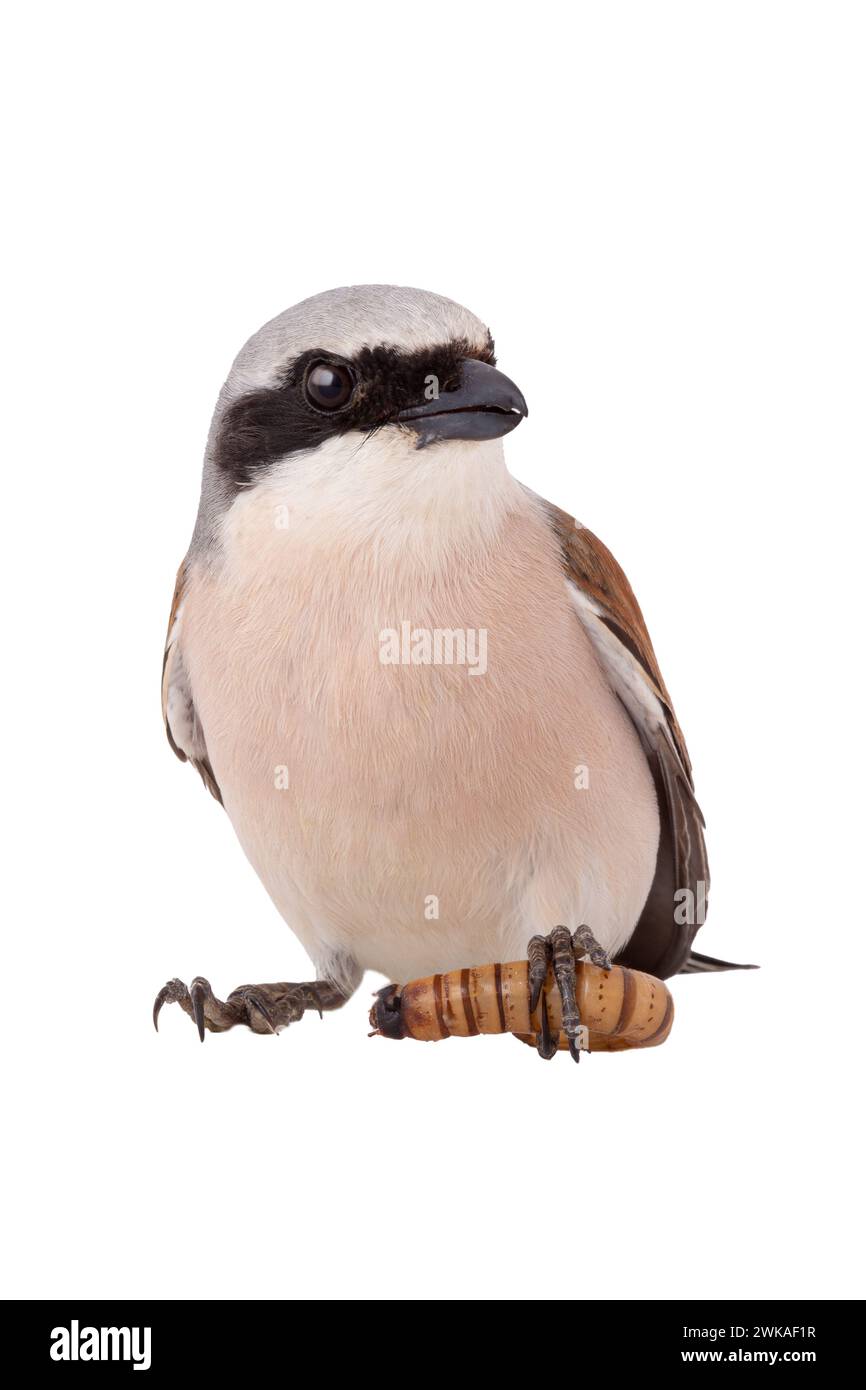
396,358,528,449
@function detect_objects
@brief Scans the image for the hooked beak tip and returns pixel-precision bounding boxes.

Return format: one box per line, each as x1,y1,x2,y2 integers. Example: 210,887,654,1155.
396,358,528,447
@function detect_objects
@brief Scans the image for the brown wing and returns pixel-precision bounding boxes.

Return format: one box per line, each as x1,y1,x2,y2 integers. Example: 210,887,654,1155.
161,561,223,804
541,497,709,978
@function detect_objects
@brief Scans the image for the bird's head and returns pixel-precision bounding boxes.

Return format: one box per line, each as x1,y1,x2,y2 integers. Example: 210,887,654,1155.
194,285,528,559
207,284,526,477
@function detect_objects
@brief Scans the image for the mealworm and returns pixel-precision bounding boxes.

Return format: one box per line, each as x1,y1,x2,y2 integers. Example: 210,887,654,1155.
369,956,674,1052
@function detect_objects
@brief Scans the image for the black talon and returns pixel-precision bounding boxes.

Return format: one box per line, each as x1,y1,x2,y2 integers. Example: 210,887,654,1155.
245,993,276,1033
152,990,166,1033
535,992,559,1061
190,980,207,1042
153,978,188,1033
568,1034,581,1064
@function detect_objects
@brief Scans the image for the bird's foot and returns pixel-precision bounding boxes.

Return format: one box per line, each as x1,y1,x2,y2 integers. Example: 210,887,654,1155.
152,976,348,1041
527,924,613,1063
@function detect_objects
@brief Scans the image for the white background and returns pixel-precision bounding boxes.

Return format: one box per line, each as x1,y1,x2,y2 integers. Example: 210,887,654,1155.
2,2,864,1301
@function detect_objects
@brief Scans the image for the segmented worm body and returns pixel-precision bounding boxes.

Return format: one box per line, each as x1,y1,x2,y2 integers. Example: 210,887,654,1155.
370,956,673,1052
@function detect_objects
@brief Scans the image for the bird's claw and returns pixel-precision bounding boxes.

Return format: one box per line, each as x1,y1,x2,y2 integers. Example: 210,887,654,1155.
527,923,612,1062
152,975,349,1040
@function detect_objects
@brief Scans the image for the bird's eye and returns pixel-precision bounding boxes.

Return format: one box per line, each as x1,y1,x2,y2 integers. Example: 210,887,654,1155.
304,361,355,411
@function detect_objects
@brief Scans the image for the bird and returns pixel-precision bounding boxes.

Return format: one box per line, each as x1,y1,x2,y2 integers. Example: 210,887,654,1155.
155,284,739,1061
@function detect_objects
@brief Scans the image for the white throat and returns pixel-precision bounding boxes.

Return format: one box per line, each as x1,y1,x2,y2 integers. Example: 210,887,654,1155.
218,429,524,578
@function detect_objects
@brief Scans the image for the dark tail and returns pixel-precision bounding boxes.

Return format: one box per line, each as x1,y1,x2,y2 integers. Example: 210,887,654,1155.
678,950,759,975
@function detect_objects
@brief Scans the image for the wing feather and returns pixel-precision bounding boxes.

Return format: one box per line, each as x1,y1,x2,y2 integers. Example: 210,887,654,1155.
540,496,709,977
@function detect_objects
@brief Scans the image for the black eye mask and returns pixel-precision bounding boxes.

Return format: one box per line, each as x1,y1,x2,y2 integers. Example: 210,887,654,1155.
214,335,496,489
